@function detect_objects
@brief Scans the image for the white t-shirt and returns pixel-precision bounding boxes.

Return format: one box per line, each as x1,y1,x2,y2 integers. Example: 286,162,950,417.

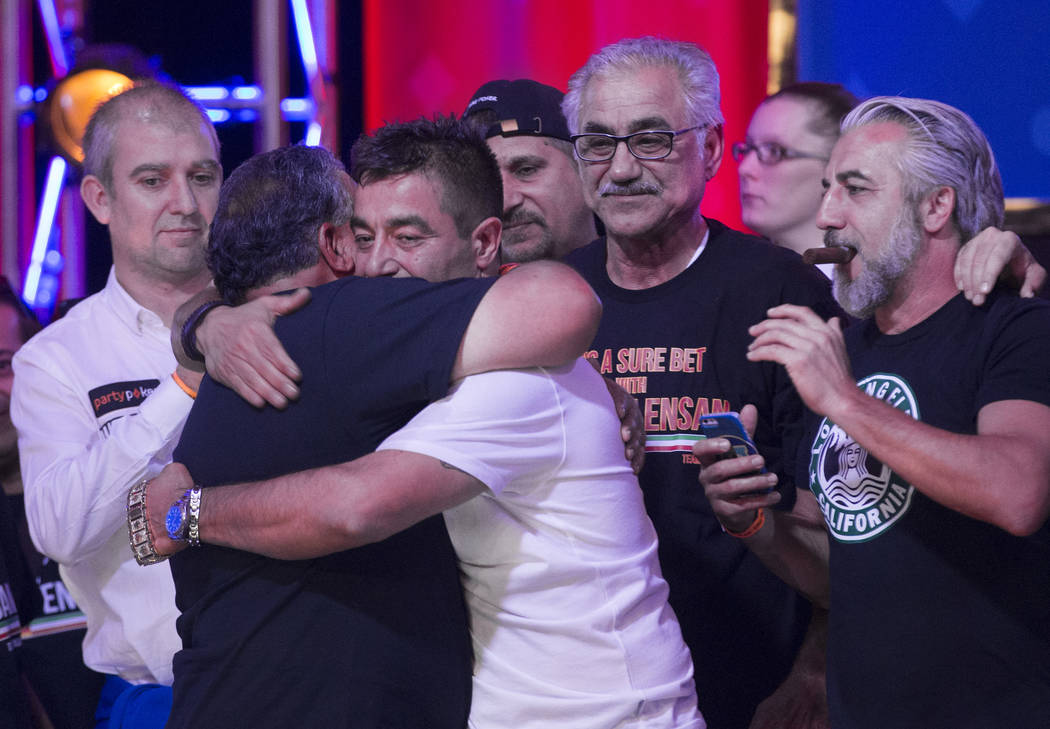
379,359,704,729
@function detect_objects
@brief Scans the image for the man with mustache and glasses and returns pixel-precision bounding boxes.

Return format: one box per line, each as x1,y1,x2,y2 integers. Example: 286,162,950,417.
558,37,841,729
463,79,598,263
697,95,1050,729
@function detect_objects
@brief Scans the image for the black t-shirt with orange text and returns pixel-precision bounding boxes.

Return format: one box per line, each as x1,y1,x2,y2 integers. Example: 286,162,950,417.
567,219,841,729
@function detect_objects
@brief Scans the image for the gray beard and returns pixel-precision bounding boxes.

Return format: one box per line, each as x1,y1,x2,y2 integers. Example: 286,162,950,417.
832,207,923,319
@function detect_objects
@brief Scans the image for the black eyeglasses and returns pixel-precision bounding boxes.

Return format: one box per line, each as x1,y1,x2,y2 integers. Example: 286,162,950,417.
571,126,702,162
731,141,828,165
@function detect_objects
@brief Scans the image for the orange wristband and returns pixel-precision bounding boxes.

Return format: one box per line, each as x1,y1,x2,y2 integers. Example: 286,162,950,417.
722,508,765,538
171,371,198,400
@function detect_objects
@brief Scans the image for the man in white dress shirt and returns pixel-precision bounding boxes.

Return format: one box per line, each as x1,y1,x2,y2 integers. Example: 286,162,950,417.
11,81,221,728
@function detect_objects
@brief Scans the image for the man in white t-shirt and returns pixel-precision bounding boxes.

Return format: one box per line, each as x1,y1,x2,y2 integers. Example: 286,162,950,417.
141,117,703,728
379,361,695,728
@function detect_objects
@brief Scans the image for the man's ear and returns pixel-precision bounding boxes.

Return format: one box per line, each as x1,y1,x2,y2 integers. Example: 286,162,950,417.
701,124,724,181
920,185,956,235
471,216,502,274
80,175,112,225
319,222,355,276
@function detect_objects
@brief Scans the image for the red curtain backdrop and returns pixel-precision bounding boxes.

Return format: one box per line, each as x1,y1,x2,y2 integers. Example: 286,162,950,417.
362,0,769,230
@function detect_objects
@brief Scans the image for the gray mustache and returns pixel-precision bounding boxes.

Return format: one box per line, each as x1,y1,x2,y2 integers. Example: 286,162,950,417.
824,230,855,249
598,181,661,197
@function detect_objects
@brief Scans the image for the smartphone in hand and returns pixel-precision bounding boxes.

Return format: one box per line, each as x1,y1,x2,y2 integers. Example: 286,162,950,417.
699,412,771,492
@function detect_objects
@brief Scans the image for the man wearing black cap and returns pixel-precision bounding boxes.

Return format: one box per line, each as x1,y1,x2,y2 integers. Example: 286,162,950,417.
464,79,597,263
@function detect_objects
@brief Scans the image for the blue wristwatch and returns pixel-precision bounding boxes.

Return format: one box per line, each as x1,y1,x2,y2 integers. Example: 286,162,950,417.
165,491,191,541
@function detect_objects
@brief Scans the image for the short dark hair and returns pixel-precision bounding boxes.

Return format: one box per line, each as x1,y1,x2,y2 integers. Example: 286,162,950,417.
208,144,351,304
350,115,502,239
0,277,42,344
82,80,219,194
765,82,859,140
463,108,500,135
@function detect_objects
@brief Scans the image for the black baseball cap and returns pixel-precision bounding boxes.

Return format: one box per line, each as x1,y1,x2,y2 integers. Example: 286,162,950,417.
464,79,571,142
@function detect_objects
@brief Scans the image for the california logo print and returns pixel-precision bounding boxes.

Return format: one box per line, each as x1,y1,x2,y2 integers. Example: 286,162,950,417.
809,373,917,542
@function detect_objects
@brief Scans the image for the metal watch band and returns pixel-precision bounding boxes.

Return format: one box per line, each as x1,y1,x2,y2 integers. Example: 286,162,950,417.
187,486,203,546
127,478,168,566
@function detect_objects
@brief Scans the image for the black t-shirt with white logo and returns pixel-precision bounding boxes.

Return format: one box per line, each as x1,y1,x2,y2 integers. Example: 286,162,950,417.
804,290,1050,728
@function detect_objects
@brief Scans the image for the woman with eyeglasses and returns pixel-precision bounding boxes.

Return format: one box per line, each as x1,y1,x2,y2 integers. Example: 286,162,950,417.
735,83,858,273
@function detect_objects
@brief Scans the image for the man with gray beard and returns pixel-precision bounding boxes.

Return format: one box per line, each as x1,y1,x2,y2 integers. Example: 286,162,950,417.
696,96,1050,728
827,202,924,318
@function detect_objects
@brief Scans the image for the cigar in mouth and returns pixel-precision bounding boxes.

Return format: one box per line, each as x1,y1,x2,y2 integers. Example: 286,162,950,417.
802,245,856,266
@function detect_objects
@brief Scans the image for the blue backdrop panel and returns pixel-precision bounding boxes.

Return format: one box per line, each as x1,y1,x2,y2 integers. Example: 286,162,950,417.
798,0,1050,199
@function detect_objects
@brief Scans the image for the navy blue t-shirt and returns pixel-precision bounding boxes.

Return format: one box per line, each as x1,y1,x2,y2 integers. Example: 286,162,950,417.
801,290,1050,728
566,219,842,729
168,275,496,729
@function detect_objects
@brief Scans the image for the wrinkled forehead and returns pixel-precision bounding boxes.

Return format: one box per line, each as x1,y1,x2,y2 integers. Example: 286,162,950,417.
486,133,573,167
106,121,220,182
353,171,464,243
826,121,910,184
578,65,688,133
357,171,438,211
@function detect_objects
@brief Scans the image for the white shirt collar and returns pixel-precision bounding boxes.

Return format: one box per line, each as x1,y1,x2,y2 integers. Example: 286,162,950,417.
102,267,166,336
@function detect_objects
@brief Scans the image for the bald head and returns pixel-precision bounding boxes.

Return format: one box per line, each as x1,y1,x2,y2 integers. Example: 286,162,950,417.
82,81,219,195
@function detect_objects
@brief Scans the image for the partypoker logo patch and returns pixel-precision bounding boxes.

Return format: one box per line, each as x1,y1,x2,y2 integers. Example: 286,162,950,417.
89,379,160,418
809,373,917,542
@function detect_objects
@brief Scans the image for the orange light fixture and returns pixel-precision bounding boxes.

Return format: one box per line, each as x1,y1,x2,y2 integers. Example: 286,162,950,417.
49,69,134,162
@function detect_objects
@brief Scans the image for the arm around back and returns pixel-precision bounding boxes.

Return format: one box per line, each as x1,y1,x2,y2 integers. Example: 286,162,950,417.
146,453,486,560
453,260,601,380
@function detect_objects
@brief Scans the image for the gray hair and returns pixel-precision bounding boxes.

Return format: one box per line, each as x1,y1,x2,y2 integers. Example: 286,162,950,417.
82,80,219,194
208,144,351,304
562,36,724,135
841,96,1003,242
